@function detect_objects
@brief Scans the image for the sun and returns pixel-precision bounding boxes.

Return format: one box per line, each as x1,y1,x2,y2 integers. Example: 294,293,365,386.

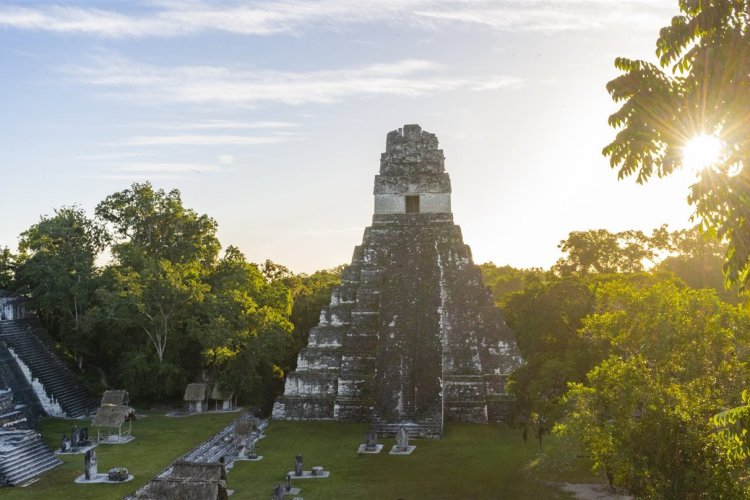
682,134,724,172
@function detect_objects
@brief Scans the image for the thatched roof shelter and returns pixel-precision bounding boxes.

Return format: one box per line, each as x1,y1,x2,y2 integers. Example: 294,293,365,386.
183,383,208,402
135,478,228,500
93,405,136,428
135,461,228,500
171,461,224,481
92,404,136,443
100,389,129,406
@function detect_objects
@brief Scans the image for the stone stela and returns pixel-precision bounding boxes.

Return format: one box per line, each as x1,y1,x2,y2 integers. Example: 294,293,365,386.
358,430,383,454
273,124,522,438
84,449,97,480
389,427,416,455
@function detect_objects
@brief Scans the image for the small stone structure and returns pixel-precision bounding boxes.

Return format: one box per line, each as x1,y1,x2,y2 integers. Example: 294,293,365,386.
184,383,208,413
0,295,28,321
0,388,26,430
273,125,522,437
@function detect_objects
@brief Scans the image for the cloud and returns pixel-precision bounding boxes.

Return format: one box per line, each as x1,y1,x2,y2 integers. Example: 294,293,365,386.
65,55,522,106
119,134,289,146
81,161,224,180
0,1,674,38
149,120,299,130
217,154,235,165
108,162,221,173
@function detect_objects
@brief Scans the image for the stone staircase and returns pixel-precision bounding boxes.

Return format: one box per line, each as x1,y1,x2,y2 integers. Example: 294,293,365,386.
0,342,44,427
369,420,442,439
0,319,97,418
0,429,61,486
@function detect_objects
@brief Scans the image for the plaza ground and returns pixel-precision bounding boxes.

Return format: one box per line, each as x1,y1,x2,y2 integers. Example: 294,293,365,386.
2,413,605,499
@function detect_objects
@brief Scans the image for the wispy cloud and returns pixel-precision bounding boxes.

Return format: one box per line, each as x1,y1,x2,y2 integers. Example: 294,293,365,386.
0,1,674,38
81,161,226,180
414,1,670,33
107,162,221,173
119,135,289,146
148,120,299,130
65,56,522,106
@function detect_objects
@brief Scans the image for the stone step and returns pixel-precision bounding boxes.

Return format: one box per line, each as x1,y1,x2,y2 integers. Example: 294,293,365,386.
0,430,61,486
2,449,59,478
4,457,61,487
0,320,97,418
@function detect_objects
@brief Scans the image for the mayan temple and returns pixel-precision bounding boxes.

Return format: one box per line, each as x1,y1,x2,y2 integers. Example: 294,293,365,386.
272,124,521,437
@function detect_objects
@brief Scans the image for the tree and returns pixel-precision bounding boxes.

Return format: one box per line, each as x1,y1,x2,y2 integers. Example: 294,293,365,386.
603,1,750,289
0,246,16,291
557,279,750,497
552,228,659,276
503,276,599,420
95,182,220,267
195,246,294,407
96,183,221,365
103,258,207,364
478,263,544,306
15,206,108,367
656,225,739,302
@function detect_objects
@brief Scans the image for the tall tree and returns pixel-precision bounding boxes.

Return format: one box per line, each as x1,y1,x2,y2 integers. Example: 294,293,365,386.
0,246,16,292
15,206,108,366
96,183,221,366
603,1,750,289
95,182,220,267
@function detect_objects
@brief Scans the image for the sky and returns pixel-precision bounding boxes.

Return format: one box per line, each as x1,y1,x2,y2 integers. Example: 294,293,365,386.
0,0,697,274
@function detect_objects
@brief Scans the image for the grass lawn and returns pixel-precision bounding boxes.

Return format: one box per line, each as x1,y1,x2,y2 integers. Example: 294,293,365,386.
228,421,598,500
2,416,601,499
1,411,238,500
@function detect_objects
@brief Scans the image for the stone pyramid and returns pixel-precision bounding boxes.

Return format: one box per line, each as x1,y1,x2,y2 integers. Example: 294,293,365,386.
272,124,521,437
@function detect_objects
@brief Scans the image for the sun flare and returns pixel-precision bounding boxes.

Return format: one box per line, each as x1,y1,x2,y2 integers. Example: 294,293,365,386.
682,134,723,172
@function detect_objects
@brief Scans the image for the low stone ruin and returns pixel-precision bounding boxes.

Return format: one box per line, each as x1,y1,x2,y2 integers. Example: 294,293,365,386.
0,389,26,430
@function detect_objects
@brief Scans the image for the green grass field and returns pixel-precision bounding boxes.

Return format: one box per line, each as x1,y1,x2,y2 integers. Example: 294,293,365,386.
2,415,601,499
1,412,238,500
